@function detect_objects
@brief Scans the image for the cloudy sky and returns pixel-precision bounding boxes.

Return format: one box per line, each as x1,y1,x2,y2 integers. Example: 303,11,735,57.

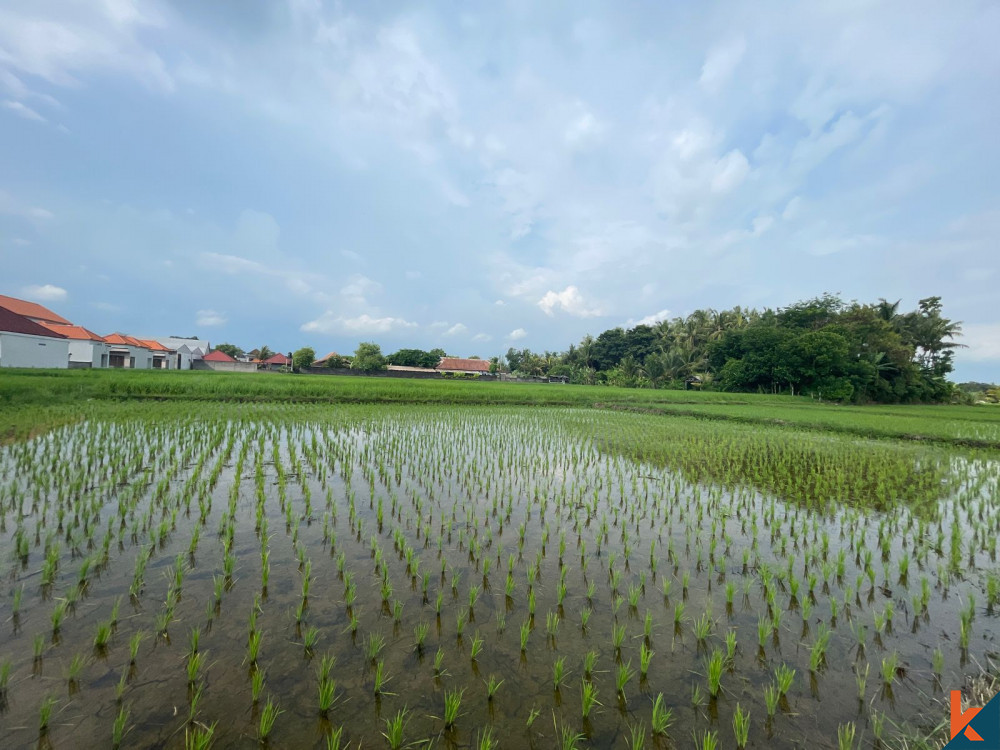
1,0,998,380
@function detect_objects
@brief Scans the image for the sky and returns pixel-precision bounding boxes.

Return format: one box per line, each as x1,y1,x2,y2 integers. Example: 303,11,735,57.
1,0,998,382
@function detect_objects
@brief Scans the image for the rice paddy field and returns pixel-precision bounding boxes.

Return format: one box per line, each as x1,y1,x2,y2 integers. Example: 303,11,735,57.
1,372,999,749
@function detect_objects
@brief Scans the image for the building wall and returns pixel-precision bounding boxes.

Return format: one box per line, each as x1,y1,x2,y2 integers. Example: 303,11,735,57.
67,340,110,366
0,332,70,368
193,360,258,373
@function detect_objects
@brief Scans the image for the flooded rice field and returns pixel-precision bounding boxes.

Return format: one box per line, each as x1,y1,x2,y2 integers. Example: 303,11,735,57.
1,404,998,749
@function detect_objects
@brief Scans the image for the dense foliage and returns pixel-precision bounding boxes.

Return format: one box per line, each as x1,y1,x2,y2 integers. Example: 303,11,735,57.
505,295,964,402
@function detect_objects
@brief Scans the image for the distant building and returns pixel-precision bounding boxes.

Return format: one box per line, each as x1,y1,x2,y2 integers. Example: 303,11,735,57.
0,294,73,326
38,322,110,368
436,357,491,375
0,305,70,368
103,333,154,369
315,351,348,367
261,352,291,370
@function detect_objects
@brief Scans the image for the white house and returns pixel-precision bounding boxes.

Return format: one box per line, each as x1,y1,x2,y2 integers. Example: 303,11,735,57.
155,337,211,370
102,333,154,369
0,305,70,368
38,323,110,368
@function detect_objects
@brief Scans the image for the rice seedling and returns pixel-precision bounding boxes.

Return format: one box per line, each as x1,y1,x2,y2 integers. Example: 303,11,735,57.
129,631,145,664
552,656,567,690
764,684,780,718
881,652,899,687
112,703,130,748
581,679,601,718
519,619,531,652
837,722,856,750
373,660,393,695
733,703,750,748
39,695,56,732
258,697,282,741
431,647,447,678
695,730,719,750
627,721,647,750
706,648,724,697
251,668,265,703
616,660,635,701
442,687,464,727
650,693,673,735
470,631,484,660
485,674,503,700
382,708,408,750
94,620,112,651
639,643,654,677
326,726,345,750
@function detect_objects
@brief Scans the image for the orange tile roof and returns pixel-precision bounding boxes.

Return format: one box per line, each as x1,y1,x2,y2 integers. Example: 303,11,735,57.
203,349,236,362
0,294,72,325
437,357,491,372
263,352,291,365
38,322,105,341
103,333,148,348
0,306,67,338
137,339,171,352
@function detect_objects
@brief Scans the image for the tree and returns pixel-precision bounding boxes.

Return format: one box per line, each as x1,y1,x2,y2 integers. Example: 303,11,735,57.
215,343,244,359
324,354,350,369
351,342,387,372
292,347,315,371
592,328,627,371
387,348,438,368
257,346,273,361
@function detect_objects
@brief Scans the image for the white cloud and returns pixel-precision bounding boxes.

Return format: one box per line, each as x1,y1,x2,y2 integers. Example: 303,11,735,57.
3,100,46,122
301,312,417,335
21,283,66,302
196,309,227,327
624,309,671,328
711,149,750,193
565,109,604,148
405,270,422,280
507,328,527,341
959,324,1000,362
444,323,467,336
340,274,382,306
537,285,603,317
490,168,540,240
472,332,491,342
341,249,361,262
494,299,505,306
699,37,746,93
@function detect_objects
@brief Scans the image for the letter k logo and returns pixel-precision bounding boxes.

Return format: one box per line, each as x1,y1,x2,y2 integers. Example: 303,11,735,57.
953,690,984,741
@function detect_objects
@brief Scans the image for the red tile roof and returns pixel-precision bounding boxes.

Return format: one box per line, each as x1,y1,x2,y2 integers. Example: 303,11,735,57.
103,333,148,348
263,353,291,365
0,306,67,338
137,339,170,352
437,357,491,372
0,294,72,326
203,349,236,362
315,351,343,364
37,322,104,341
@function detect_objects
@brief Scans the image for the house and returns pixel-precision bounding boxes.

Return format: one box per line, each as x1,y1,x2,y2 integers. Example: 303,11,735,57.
261,352,291,371
137,339,174,369
38,322,110,368
0,294,73,326
0,305,70,368
103,333,154,369
436,357,491,375
154,337,211,370
314,351,349,367
198,349,258,372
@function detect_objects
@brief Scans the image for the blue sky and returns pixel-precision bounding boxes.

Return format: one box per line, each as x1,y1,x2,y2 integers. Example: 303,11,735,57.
1,0,998,381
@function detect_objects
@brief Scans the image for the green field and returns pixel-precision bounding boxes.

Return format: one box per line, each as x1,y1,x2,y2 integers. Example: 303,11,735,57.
0,370,998,749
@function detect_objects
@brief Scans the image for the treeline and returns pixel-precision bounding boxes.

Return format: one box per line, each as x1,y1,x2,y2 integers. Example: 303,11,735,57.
504,295,963,403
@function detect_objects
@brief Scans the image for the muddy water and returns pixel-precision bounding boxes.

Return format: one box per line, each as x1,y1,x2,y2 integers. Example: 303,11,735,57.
0,408,997,749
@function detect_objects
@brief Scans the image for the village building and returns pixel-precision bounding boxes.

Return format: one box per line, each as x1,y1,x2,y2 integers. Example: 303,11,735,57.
436,357,491,375
0,305,70,368
38,322,110,368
